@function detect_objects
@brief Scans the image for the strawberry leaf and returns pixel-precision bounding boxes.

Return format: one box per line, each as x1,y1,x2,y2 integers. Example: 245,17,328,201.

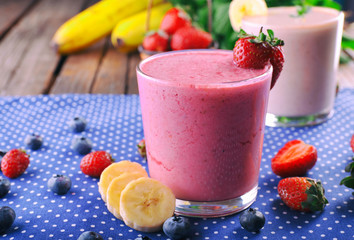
345,162,354,172
238,29,250,39
340,176,354,189
267,29,274,40
301,178,328,212
341,157,354,191
239,28,284,48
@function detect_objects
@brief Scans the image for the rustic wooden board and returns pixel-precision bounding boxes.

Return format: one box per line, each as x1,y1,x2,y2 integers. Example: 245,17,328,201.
126,53,141,94
91,44,128,94
50,39,106,94
0,0,38,41
0,0,86,96
50,0,115,95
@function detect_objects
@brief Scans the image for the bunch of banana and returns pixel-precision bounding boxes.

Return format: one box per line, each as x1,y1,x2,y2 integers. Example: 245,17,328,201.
51,0,167,54
111,2,172,52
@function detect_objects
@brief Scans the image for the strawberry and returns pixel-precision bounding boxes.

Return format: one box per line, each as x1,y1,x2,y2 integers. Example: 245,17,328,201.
142,30,169,52
160,7,191,35
278,177,328,212
137,139,146,158
351,134,354,152
233,28,284,89
233,37,271,69
269,46,284,89
1,149,30,178
271,139,317,178
170,26,212,51
80,151,114,178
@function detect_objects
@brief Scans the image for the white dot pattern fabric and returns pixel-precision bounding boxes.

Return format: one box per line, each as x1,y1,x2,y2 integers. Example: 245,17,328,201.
0,90,353,240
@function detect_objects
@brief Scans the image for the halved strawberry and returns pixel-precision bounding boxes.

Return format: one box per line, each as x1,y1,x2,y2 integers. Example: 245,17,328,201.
278,177,328,212
271,140,317,178
233,28,284,89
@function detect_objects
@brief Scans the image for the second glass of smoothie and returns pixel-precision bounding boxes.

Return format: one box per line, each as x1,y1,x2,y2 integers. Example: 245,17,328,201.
242,7,344,127
137,50,272,217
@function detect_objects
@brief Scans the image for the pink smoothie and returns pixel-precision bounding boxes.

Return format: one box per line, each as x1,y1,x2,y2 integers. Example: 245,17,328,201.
242,7,344,118
137,50,272,202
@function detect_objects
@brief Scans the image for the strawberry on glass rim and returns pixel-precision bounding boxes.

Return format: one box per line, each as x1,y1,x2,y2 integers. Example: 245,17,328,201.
233,28,284,89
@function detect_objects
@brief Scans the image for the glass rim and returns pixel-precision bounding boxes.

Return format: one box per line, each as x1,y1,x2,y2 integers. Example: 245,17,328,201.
136,49,273,88
241,6,344,30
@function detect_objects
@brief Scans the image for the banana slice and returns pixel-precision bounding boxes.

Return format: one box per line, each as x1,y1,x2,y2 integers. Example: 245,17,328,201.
106,172,148,219
98,161,148,202
229,0,268,31
120,177,176,232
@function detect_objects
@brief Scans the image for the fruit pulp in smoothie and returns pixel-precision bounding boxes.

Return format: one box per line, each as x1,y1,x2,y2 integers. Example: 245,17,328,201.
242,7,344,117
137,50,272,202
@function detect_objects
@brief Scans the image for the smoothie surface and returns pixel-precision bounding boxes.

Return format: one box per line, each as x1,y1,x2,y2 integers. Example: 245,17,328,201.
140,50,267,85
243,6,340,28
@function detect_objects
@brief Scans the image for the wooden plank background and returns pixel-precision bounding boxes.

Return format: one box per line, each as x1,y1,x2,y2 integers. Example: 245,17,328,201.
0,0,140,96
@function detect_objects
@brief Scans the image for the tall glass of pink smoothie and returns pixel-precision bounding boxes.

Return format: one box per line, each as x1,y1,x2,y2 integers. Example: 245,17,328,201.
137,50,272,217
242,7,344,127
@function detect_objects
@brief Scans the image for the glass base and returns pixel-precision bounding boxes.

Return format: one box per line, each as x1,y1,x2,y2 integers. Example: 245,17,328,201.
175,186,258,218
265,110,334,127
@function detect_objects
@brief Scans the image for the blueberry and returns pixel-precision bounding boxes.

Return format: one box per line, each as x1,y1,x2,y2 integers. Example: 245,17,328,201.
0,150,6,171
239,208,265,232
24,133,43,150
163,215,191,240
0,206,16,234
70,117,87,133
48,174,71,195
77,231,103,240
0,177,10,198
72,136,92,155
135,237,152,240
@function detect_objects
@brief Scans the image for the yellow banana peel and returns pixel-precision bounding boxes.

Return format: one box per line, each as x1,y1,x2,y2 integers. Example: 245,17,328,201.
51,0,165,54
111,2,172,52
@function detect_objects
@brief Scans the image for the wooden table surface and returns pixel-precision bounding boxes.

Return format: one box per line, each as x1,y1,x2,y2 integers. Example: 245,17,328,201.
1,0,353,97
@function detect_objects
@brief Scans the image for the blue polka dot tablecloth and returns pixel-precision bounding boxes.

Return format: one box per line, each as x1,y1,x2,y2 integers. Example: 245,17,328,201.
0,89,353,240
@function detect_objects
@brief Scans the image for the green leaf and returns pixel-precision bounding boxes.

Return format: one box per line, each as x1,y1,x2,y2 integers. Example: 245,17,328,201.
322,0,341,10
342,35,354,50
212,2,231,35
340,53,351,65
195,7,209,30
345,162,354,172
267,29,274,40
266,0,294,7
340,176,354,189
